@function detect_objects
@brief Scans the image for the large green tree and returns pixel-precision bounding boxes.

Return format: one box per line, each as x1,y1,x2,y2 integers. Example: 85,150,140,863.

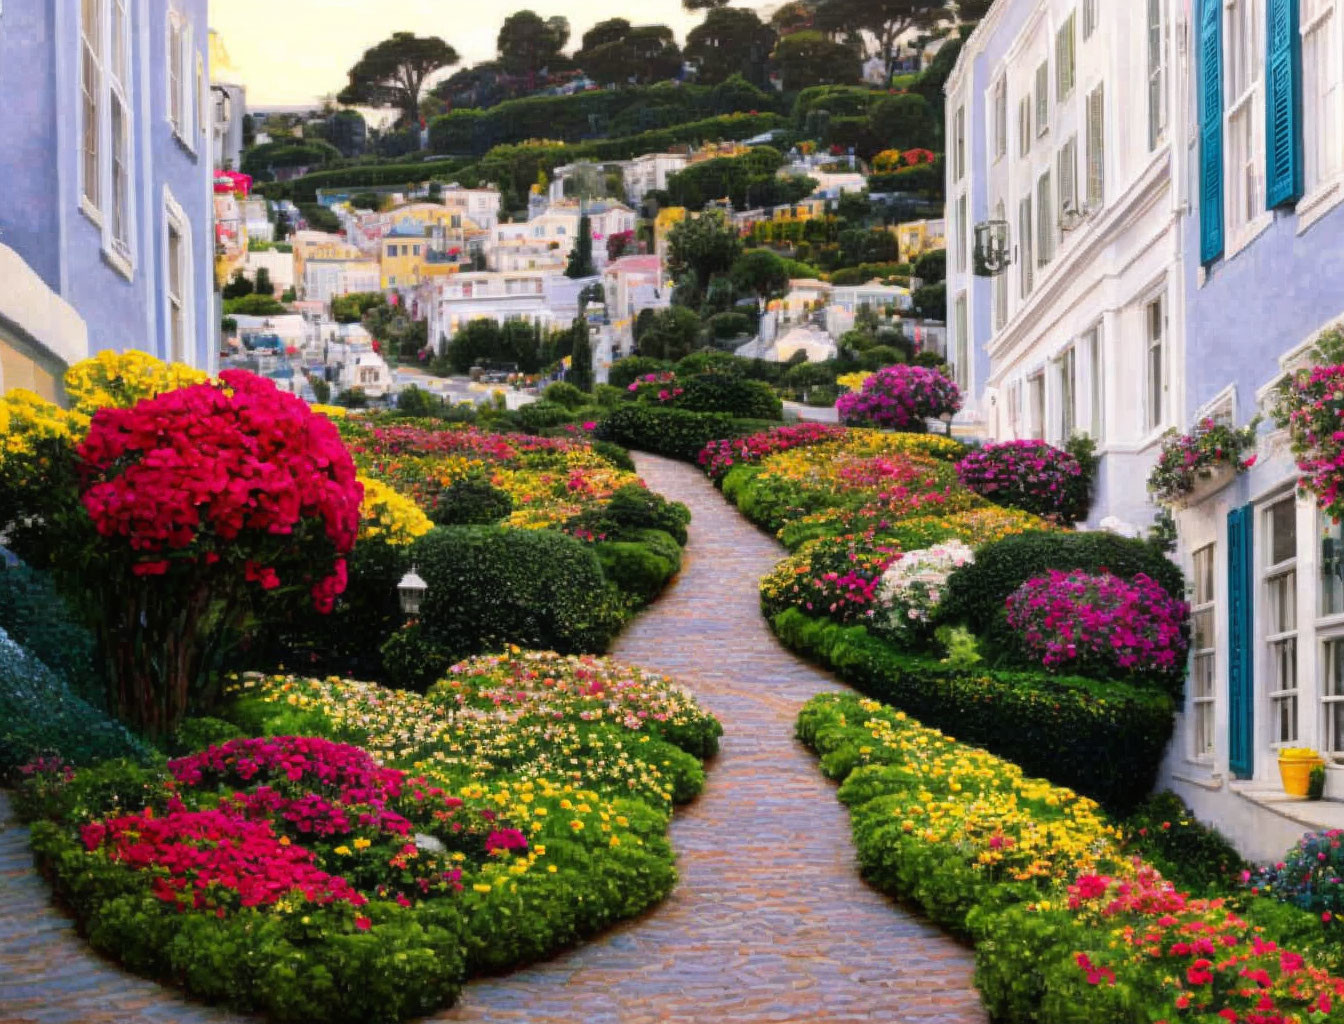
666,210,743,288
730,249,791,307
770,31,861,92
569,317,595,392
566,215,597,278
576,22,682,86
685,8,778,87
497,11,570,85
814,0,950,72
637,307,703,362
338,32,460,127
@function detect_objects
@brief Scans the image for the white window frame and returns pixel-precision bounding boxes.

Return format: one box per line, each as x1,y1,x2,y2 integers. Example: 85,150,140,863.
953,292,969,392
954,104,967,181
1085,82,1106,210
80,0,104,219
1018,193,1034,298
1190,544,1218,762
1147,0,1168,150
1054,344,1077,442
1036,170,1054,267
957,192,968,273
1224,0,1267,250
82,0,136,276
163,188,194,365
1083,0,1099,39
1300,0,1344,226
1058,135,1079,221
1144,290,1167,432
993,200,1008,330
1035,61,1050,137
993,77,1008,161
1084,322,1104,440
1056,12,1076,101
1027,370,1046,440
1018,95,1032,157
1263,495,1300,749
1005,379,1023,438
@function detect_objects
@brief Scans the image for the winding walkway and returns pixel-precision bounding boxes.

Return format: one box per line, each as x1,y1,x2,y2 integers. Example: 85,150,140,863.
0,453,986,1024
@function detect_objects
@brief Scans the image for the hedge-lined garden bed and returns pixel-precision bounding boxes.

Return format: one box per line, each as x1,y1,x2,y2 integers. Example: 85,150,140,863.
21,651,722,1022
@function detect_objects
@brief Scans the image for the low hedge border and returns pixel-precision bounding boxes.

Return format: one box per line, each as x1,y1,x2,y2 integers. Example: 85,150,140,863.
771,608,1173,812
597,406,782,463
797,693,1344,1023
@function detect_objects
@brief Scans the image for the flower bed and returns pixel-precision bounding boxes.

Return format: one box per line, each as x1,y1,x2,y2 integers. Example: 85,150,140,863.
836,364,961,430
798,694,1344,1024
1004,569,1190,693
24,651,720,1022
955,440,1090,525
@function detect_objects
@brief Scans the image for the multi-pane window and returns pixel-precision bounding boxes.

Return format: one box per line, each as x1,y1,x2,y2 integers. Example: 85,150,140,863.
1190,545,1217,760
1083,0,1099,39
169,16,184,134
953,294,969,391
1035,61,1050,136
1322,513,1344,617
1264,497,1299,746
110,99,129,251
1085,324,1104,439
1055,346,1076,441
167,224,185,361
1036,171,1054,267
1145,293,1165,431
1019,194,1034,298
1018,96,1032,157
1056,12,1076,100
954,105,967,181
1086,83,1105,209
994,78,1008,160
80,0,103,210
1028,372,1046,440
1324,638,1344,759
1058,135,1078,218
1147,0,1168,150
1226,0,1263,240
993,201,1008,330
1302,0,1342,194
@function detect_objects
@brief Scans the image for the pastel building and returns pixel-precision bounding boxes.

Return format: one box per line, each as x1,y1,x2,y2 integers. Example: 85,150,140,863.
0,0,217,388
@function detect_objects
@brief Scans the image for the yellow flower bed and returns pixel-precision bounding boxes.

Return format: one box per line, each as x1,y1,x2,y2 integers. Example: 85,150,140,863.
64,350,209,418
357,476,433,546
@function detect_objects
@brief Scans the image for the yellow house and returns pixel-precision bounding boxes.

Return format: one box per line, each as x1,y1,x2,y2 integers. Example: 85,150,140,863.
770,198,829,224
895,218,947,263
293,231,362,295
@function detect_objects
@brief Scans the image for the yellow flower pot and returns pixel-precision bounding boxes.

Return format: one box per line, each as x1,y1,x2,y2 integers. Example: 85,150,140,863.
1279,749,1324,797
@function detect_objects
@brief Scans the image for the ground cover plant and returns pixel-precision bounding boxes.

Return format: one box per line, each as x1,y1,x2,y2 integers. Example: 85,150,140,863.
21,651,721,1022
798,694,1344,1023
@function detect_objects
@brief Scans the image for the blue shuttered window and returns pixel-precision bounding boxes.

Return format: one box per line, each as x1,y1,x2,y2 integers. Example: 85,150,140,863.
1228,505,1255,779
1265,0,1304,207
1199,0,1224,264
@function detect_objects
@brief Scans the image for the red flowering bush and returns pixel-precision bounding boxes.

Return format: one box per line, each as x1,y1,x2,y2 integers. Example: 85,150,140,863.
1005,569,1190,692
956,440,1091,525
73,371,363,736
836,365,962,431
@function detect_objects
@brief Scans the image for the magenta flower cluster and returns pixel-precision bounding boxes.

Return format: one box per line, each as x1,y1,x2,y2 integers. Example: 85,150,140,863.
1274,365,1344,520
697,423,846,480
836,365,962,431
1005,569,1190,683
956,440,1089,524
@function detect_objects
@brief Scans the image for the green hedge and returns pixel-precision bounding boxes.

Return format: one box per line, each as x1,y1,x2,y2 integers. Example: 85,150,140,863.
675,372,783,420
941,531,1186,635
597,405,781,462
0,628,153,776
0,564,100,702
411,527,625,667
772,609,1173,811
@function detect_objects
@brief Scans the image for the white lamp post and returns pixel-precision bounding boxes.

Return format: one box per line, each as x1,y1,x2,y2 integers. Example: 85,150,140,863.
397,567,427,617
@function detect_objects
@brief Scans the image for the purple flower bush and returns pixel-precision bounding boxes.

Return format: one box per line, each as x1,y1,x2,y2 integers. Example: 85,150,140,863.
1004,569,1190,692
836,365,962,431
956,440,1090,525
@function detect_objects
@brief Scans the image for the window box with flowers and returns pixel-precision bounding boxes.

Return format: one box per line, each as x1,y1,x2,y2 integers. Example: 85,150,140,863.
1146,417,1260,509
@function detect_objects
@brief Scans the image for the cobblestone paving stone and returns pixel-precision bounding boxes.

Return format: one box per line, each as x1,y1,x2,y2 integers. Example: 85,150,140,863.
0,452,988,1024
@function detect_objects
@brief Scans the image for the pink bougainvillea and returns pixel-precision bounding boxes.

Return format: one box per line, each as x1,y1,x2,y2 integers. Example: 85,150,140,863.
1004,569,1189,686
956,440,1090,524
837,365,961,431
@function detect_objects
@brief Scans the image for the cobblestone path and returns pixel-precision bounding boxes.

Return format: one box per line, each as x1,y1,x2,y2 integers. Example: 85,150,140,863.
441,454,986,1023
0,453,987,1024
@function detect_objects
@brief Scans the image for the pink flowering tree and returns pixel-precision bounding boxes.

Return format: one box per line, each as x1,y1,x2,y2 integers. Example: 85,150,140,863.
836,365,962,431
1004,569,1190,693
73,371,363,736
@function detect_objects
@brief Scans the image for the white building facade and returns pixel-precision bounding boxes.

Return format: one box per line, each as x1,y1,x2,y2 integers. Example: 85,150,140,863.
947,0,1193,529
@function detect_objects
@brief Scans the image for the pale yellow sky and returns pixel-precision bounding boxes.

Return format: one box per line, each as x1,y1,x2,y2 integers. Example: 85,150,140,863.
210,0,777,107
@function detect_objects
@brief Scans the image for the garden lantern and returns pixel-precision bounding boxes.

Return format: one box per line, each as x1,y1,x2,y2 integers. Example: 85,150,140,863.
398,567,428,616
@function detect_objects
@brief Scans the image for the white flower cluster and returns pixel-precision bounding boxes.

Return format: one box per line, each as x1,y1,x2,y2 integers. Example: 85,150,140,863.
874,540,976,640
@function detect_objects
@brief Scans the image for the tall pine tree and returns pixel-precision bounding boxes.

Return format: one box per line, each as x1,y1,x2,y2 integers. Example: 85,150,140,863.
569,316,594,392
565,214,596,278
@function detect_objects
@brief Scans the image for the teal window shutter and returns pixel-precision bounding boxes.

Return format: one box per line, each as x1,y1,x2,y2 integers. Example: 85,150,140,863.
1199,0,1224,264
1266,0,1304,208
1227,504,1255,779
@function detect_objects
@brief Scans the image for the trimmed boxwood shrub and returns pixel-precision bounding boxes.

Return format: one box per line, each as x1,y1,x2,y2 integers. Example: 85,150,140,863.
0,627,153,776
542,381,588,410
675,371,783,420
432,477,515,526
511,400,574,434
940,530,1184,635
590,440,635,472
772,608,1173,811
598,405,780,462
595,539,680,603
412,526,625,661
609,356,675,390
